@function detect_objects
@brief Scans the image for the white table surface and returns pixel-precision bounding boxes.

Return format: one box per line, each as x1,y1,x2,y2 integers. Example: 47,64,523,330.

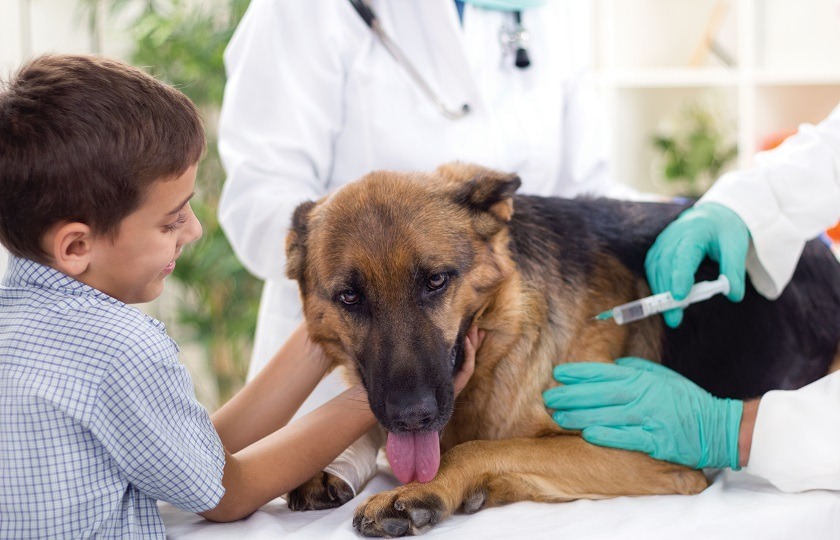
161,467,840,539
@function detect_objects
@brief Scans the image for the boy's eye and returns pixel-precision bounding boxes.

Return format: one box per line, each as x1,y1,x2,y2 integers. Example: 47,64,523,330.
163,212,188,232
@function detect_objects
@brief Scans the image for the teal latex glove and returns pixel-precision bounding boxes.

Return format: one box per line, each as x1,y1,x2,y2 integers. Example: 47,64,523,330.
645,202,750,328
543,357,743,470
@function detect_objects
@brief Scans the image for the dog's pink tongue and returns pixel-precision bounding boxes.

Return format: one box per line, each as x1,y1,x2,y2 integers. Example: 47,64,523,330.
386,431,441,484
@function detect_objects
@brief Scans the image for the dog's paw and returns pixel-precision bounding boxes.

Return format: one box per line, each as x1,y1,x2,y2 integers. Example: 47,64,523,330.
287,471,355,511
649,460,709,496
353,485,448,537
675,467,709,495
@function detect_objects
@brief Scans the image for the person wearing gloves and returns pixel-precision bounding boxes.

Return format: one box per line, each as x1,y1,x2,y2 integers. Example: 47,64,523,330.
545,104,840,493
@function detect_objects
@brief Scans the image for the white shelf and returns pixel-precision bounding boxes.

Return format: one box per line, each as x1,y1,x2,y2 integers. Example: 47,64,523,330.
601,68,738,88
595,0,840,194
753,72,840,86
601,69,840,89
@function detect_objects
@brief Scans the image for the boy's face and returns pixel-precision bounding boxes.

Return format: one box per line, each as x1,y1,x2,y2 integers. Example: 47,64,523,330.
85,164,202,304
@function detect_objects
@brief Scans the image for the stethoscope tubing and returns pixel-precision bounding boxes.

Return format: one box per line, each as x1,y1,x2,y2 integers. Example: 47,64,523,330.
368,18,471,120
348,0,470,120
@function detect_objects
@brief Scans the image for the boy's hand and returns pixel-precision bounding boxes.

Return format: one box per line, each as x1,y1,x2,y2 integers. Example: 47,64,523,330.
454,326,484,396
296,322,333,375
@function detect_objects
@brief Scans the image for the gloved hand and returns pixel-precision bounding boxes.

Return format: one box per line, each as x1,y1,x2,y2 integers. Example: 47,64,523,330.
543,357,743,470
645,202,750,328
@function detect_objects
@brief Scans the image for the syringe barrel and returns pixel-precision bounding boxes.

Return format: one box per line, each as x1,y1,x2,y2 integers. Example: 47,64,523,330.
612,300,646,324
612,292,673,324
612,275,729,325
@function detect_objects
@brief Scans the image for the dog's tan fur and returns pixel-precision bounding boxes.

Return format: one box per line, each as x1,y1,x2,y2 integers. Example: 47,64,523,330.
286,163,706,536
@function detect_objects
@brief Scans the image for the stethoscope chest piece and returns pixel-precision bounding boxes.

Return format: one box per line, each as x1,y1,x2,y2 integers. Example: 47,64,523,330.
499,11,531,69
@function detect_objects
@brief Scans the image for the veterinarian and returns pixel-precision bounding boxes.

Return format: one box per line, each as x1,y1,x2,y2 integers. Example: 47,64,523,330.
546,104,840,493
217,0,628,386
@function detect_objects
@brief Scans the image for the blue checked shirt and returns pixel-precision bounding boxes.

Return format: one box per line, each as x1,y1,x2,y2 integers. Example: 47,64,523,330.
0,257,225,539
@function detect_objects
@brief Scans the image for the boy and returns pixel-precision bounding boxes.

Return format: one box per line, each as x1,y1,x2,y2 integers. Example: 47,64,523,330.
0,54,480,538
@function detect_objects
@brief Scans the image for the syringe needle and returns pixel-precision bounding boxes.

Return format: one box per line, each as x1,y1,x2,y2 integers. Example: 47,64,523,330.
594,310,613,321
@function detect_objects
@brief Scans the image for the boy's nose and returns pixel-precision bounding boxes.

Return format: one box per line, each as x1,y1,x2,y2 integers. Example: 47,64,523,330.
182,208,203,245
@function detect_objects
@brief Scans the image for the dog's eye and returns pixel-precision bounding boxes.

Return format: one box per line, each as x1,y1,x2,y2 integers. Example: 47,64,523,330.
427,273,448,291
339,289,361,305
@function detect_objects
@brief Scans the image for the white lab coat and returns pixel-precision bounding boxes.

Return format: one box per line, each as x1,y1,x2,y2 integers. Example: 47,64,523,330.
218,0,615,394
700,103,840,492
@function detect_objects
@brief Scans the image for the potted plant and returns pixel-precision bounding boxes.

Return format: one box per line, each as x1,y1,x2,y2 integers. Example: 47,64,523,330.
651,100,738,198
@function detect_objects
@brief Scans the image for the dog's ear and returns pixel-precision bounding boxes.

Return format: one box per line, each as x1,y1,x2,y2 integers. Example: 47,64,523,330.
437,162,522,223
286,200,317,283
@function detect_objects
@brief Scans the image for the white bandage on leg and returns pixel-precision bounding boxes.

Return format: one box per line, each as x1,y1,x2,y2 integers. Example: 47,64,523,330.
323,426,385,497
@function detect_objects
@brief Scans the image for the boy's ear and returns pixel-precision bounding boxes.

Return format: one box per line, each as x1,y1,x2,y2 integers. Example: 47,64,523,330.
45,222,94,276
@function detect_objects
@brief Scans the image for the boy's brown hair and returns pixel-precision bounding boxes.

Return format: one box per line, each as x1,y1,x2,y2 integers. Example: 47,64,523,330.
0,54,205,264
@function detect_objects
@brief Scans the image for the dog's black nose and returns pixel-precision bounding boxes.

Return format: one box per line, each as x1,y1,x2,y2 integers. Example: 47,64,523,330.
387,391,438,431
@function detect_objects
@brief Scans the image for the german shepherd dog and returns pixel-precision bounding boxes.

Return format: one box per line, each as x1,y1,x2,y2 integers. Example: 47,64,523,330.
285,163,840,537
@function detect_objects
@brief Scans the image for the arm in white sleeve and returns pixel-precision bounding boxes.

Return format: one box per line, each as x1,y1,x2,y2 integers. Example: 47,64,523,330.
700,104,840,298
746,372,840,492
555,3,612,198
217,0,345,281
559,69,613,198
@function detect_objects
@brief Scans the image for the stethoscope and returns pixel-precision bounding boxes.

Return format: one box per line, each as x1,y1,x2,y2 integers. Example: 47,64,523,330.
348,0,531,121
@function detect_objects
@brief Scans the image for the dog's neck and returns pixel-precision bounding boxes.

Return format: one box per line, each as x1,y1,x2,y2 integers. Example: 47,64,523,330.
445,244,651,447
444,263,565,446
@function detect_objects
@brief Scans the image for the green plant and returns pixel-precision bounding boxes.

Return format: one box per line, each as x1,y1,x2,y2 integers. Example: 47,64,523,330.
83,0,259,405
652,101,738,197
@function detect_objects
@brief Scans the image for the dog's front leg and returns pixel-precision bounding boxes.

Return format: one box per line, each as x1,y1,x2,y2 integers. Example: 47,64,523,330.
288,426,385,511
353,434,707,537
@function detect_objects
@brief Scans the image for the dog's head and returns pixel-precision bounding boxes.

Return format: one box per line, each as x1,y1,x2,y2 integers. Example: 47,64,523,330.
286,162,520,482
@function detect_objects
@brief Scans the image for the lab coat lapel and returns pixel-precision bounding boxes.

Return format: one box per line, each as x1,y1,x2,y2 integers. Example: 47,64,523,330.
415,0,484,113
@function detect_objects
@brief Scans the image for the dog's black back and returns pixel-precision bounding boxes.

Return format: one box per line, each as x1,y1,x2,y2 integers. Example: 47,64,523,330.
509,195,840,400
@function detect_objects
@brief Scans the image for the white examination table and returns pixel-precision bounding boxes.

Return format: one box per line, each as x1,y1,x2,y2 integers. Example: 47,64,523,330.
161,465,840,539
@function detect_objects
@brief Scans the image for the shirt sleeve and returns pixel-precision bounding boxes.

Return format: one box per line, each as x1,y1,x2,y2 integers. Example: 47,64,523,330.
555,3,613,198
746,372,840,492
217,0,345,281
558,69,613,198
90,338,226,513
699,103,840,299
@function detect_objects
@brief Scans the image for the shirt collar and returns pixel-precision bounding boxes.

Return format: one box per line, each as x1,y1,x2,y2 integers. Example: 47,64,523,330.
3,256,110,298
2,256,167,332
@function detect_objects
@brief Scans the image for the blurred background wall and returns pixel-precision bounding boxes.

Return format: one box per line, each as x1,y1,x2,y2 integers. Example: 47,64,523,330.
2,0,840,408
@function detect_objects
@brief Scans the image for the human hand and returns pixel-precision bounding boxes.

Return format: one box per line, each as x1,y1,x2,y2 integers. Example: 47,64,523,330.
645,202,750,328
287,321,333,374
543,357,743,469
454,326,484,396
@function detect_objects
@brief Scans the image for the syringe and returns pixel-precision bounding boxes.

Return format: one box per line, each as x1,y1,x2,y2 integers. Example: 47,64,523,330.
595,275,730,325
